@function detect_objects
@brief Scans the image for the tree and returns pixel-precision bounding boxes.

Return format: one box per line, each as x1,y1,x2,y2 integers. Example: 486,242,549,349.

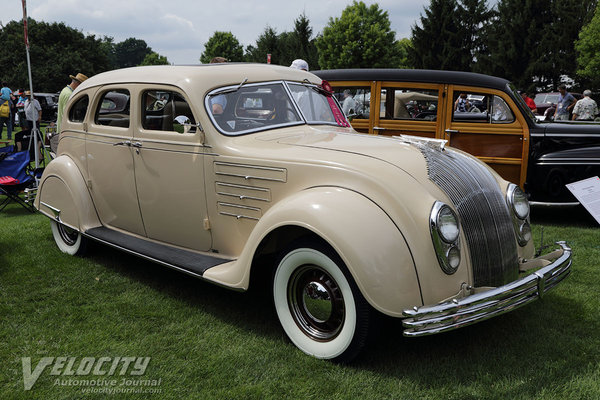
397,38,413,69
0,18,112,93
200,31,244,63
410,0,490,71
316,1,402,69
286,14,319,69
480,0,596,91
140,52,170,66
576,4,600,89
114,37,152,68
245,26,281,64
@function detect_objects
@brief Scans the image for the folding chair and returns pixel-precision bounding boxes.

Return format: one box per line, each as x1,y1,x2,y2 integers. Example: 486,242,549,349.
0,147,41,213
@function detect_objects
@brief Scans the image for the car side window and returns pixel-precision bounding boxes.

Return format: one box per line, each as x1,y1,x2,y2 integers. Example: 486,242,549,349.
94,89,130,128
380,87,438,121
69,95,89,123
452,92,515,124
332,86,371,119
142,90,196,133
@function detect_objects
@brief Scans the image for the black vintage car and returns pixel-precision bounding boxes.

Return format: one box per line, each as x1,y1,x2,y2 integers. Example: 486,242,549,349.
35,92,59,122
314,69,600,203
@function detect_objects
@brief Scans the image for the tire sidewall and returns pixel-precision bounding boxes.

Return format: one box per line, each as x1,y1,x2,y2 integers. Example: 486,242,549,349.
273,247,357,360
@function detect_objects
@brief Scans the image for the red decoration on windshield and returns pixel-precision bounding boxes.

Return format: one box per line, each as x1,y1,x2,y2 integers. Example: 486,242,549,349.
320,80,333,94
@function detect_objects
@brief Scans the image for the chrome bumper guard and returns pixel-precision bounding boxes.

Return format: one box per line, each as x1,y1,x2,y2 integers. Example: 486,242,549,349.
402,241,572,337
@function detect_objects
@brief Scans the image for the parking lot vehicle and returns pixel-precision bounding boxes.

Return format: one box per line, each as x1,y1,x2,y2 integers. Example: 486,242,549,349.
315,69,600,202
35,92,59,122
35,65,572,361
534,91,582,119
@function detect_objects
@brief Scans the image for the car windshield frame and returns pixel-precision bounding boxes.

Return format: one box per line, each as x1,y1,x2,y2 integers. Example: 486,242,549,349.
205,80,349,136
508,83,537,124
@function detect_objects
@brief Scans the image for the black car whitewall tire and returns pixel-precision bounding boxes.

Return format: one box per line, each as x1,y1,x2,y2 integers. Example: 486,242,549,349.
273,243,372,362
50,220,87,255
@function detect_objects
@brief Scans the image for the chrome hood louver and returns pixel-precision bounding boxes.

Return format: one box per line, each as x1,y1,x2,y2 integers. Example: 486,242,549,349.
410,139,519,287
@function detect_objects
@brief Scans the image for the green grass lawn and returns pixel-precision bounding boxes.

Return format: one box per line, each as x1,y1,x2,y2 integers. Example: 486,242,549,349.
1,202,598,399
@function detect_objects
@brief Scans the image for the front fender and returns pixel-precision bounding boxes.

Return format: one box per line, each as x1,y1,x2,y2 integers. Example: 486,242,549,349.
203,186,422,316
34,155,101,231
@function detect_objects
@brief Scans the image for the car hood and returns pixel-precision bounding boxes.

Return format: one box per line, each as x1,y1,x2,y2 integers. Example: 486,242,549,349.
542,121,600,136
255,125,431,181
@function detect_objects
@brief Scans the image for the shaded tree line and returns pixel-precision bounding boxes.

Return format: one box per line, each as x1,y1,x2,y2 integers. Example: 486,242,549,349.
0,19,169,93
411,0,598,92
2,1,599,94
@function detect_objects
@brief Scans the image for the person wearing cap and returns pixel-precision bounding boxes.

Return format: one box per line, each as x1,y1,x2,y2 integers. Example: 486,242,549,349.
572,90,598,121
290,59,309,71
57,73,88,132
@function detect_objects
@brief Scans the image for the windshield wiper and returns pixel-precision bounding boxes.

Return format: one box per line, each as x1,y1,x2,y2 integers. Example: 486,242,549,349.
211,77,248,96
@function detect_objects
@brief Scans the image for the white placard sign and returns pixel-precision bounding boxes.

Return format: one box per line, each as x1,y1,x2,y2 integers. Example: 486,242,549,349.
566,176,600,225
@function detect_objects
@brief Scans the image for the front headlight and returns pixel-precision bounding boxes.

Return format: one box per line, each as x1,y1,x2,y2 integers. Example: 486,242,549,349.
430,202,461,275
507,184,530,220
506,184,531,246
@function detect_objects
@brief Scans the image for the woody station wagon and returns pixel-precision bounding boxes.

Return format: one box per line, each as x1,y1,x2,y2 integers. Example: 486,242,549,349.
35,64,571,361
315,69,600,203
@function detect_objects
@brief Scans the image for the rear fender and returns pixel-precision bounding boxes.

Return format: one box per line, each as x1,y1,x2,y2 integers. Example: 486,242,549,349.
34,155,100,231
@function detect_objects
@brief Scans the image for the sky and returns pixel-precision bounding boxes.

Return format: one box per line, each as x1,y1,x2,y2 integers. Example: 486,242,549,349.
2,0,432,65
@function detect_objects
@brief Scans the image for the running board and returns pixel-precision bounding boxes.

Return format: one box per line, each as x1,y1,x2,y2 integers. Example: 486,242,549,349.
84,227,232,277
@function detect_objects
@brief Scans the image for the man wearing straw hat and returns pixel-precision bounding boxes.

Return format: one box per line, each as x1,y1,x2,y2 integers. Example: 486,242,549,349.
56,72,88,132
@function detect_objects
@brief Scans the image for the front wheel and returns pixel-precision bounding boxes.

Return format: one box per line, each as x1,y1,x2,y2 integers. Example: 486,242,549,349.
273,243,373,362
50,220,87,255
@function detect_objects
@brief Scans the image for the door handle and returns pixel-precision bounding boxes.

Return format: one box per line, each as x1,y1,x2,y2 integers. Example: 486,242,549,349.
131,142,142,148
113,140,131,147
445,129,459,134
373,127,386,131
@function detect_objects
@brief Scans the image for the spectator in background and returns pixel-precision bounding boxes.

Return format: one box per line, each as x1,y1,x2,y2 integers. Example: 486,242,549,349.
554,84,576,121
520,91,537,114
0,82,13,140
15,90,27,129
209,57,227,114
57,73,88,132
454,93,470,112
572,90,598,121
341,89,357,116
290,59,309,71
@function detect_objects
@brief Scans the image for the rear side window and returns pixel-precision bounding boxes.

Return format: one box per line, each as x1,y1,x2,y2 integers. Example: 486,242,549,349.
380,87,439,121
452,92,515,124
69,95,89,123
142,90,196,133
94,90,130,128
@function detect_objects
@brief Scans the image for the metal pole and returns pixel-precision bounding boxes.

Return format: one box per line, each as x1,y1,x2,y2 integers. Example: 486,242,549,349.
22,0,40,169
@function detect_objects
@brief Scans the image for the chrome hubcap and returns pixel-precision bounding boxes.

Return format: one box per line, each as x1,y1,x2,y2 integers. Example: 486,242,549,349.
58,224,79,246
288,265,345,341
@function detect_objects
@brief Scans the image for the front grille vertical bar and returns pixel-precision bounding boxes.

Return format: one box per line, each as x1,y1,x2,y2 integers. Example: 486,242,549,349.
418,146,518,287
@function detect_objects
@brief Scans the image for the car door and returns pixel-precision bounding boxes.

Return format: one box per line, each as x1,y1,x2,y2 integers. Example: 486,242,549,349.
86,87,146,236
444,85,530,187
132,86,212,252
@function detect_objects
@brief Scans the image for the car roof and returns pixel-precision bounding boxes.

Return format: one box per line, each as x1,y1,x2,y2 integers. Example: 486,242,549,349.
313,69,511,91
77,64,321,94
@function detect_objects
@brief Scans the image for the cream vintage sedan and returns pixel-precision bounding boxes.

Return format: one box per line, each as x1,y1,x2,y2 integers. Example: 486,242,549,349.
34,64,572,362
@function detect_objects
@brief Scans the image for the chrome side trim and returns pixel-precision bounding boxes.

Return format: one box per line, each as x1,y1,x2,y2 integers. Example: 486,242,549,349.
402,241,571,337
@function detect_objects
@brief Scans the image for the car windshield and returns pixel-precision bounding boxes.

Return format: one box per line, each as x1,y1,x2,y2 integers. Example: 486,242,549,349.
206,81,349,135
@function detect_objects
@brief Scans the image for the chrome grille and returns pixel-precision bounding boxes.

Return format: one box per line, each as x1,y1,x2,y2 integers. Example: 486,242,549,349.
419,146,518,287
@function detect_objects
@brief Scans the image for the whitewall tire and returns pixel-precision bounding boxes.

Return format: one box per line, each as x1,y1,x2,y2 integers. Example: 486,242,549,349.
273,243,372,362
50,220,87,256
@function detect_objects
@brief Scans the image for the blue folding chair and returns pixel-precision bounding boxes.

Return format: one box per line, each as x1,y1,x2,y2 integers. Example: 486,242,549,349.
0,146,40,212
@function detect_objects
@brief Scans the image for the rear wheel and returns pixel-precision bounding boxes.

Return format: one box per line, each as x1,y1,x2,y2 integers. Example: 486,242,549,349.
273,242,372,362
50,220,87,255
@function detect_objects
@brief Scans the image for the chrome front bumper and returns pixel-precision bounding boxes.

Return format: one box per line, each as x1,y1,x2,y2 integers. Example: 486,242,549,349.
402,241,572,337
